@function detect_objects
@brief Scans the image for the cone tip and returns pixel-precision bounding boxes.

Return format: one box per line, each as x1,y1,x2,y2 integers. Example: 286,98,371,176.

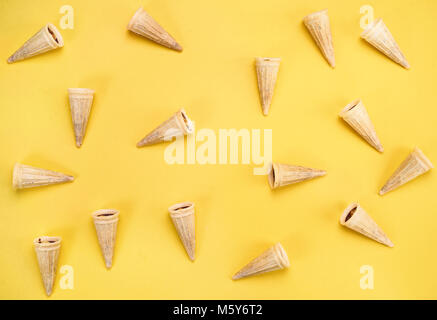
377,145,384,153
136,140,145,148
232,274,241,280
173,42,183,52
105,261,112,269
45,288,52,296
67,175,74,182
379,189,386,196
7,56,14,64
386,240,394,248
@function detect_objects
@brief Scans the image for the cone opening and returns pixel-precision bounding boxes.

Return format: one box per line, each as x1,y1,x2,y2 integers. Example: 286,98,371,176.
12,163,22,189
274,243,290,268
339,100,361,117
268,163,277,189
93,209,120,220
169,202,194,217
303,9,328,23
340,203,359,224
345,205,357,222
179,109,194,133
127,7,145,31
68,88,95,96
361,18,383,38
34,236,61,246
412,147,434,170
46,24,64,47
256,57,281,65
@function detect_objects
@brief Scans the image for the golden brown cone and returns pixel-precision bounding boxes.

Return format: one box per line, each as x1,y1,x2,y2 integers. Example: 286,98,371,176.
268,162,326,189
68,88,95,148
339,99,383,152
12,163,74,189
92,209,119,269
34,236,61,296
232,243,290,280
127,7,182,51
303,9,335,67
255,57,280,116
340,203,394,247
136,109,194,147
379,147,433,195
7,23,63,63
361,18,410,69
169,202,195,261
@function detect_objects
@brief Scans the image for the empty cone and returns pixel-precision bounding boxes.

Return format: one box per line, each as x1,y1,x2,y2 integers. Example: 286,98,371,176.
137,109,194,147
339,99,383,152
361,18,410,69
92,209,119,269
256,58,281,116
127,7,182,51
169,202,195,261
12,163,74,189
8,23,63,63
232,243,289,280
340,203,394,247
379,147,433,195
34,236,61,296
68,88,95,148
255,57,280,116
268,163,326,189
303,9,335,67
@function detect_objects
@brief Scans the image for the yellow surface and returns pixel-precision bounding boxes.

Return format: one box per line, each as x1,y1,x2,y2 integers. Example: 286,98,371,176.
0,0,436,300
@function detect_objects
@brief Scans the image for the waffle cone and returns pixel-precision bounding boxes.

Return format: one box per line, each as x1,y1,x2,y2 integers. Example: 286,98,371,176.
169,202,195,261
8,23,63,63
232,243,290,280
92,209,119,269
34,236,61,296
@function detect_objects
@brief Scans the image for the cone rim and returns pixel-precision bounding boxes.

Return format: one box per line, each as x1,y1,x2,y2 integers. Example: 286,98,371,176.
127,7,146,31
169,202,195,217
268,163,278,189
68,88,95,96
34,236,62,248
303,9,328,24
255,57,281,66
339,99,362,118
361,18,383,39
412,147,434,170
45,23,64,47
92,209,120,222
273,243,290,268
178,109,194,134
12,163,22,189
340,202,359,225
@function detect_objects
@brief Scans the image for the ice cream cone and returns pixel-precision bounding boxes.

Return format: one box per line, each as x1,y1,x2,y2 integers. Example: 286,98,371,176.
12,163,74,189
255,57,280,116
34,236,61,296
136,109,194,147
303,9,335,67
340,203,394,247
361,18,410,69
268,163,326,189
169,202,195,261
68,88,95,148
127,7,182,51
92,209,119,269
339,99,383,152
232,243,289,280
7,23,63,63
379,147,433,195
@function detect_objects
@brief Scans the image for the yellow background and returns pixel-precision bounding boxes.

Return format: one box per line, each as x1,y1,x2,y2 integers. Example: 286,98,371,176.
0,0,436,299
